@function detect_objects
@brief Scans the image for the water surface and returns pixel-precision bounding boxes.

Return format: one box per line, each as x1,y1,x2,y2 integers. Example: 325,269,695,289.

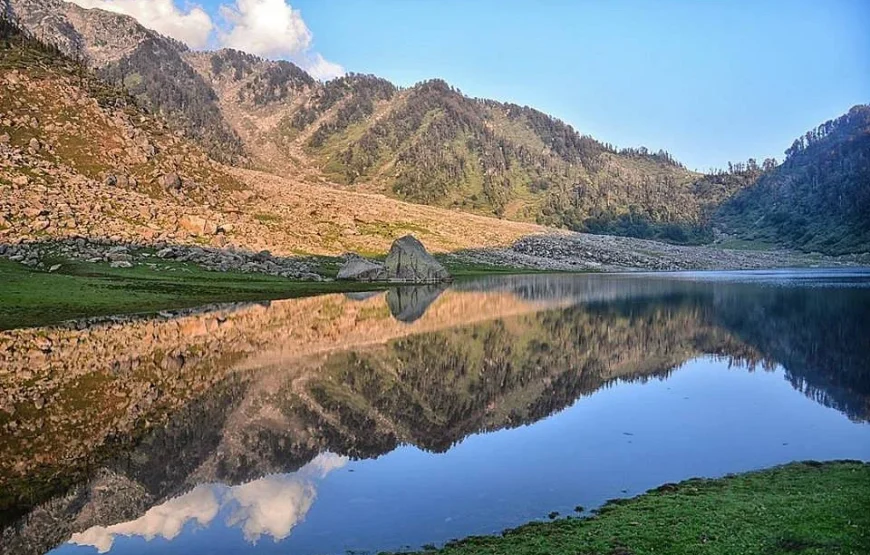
1,269,868,555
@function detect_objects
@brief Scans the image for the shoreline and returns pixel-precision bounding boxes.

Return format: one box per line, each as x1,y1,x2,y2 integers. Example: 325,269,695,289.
387,461,870,555
1,239,867,330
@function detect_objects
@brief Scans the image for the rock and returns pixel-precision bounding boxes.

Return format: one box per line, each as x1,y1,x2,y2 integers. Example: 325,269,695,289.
179,215,207,235
383,235,451,282
28,137,40,151
110,261,133,268
161,172,182,191
337,255,386,281
0,133,9,144
107,252,132,262
48,264,62,273
104,174,117,187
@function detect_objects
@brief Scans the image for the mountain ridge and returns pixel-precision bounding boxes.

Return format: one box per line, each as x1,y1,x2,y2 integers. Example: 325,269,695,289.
3,0,868,254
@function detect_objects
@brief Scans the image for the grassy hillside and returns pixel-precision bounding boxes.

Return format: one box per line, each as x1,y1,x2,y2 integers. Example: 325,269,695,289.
0,16,549,261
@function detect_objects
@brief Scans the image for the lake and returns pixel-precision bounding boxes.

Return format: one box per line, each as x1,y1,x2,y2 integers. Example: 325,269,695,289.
1,269,869,555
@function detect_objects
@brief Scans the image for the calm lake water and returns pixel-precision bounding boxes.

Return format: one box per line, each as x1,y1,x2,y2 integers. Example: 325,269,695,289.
1,269,869,555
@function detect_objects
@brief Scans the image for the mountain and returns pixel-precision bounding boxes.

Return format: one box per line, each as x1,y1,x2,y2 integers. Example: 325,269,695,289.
0,15,553,262
714,105,870,254
4,0,244,161
4,0,748,246
185,53,736,244
3,0,868,254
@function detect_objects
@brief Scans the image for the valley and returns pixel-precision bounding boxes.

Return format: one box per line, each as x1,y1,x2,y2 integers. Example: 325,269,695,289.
0,2,869,554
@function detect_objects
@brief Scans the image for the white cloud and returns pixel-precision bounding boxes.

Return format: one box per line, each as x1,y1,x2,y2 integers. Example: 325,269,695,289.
67,454,349,551
68,0,214,49
303,53,346,81
219,0,311,57
226,476,317,542
69,0,345,80
217,0,344,80
68,485,220,553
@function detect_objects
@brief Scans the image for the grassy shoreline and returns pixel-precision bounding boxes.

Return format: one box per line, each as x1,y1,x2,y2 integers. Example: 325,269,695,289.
389,461,870,555
0,258,391,330
0,257,563,330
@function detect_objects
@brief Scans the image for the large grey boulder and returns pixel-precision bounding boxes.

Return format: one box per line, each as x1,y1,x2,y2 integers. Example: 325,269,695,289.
337,255,386,281
383,235,451,282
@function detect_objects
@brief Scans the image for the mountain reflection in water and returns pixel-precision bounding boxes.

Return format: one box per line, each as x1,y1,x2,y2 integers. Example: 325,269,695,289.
0,270,868,555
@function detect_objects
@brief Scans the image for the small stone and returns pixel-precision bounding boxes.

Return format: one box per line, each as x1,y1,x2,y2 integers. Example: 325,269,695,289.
48,264,62,273
162,172,182,191
110,261,133,268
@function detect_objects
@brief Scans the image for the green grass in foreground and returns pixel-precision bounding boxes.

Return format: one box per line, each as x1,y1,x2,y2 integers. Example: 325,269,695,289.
0,258,391,330
390,461,870,555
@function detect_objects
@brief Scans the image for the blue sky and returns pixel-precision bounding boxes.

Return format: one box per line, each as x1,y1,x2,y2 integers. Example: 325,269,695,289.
166,1,870,170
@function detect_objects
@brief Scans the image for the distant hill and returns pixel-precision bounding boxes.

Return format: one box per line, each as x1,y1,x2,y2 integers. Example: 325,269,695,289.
715,105,870,254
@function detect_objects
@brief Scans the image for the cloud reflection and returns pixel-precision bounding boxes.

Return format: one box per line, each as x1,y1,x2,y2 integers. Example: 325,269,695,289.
69,453,348,552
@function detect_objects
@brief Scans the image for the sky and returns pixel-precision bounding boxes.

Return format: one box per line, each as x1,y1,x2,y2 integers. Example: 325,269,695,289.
69,0,869,171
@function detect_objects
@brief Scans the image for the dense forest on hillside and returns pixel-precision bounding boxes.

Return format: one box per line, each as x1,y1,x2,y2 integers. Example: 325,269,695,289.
715,105,870,254
290,78,737,244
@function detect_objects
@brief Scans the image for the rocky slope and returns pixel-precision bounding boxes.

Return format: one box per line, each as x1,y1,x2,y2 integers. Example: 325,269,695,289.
3,0,749,244
4,0,244,161
0,29,550,264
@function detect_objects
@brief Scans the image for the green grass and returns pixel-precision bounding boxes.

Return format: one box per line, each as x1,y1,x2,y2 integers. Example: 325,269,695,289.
0,258,390,330
389,461,870,555
0,252,588,329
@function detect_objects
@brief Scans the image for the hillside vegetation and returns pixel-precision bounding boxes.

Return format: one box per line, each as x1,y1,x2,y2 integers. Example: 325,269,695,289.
3,0,869,254
0,16,549,263
715,105,870,254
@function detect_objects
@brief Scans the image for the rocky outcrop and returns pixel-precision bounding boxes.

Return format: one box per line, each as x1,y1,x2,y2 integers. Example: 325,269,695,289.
336,254,385,281
383,235,451,282
0,240,322,279
337,236,452,283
